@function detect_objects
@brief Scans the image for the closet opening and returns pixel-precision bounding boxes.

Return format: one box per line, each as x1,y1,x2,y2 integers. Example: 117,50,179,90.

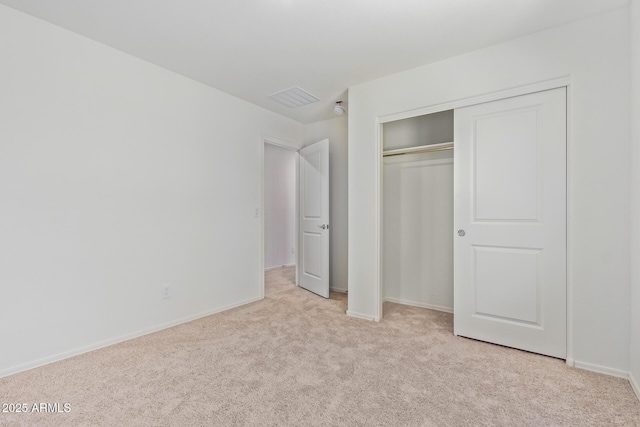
381,109,454,317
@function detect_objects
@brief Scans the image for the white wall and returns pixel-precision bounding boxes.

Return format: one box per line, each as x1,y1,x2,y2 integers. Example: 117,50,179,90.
264,144,296,269
303,116,348,292
0,5,302,376
348,8,631,373
630,0,640,395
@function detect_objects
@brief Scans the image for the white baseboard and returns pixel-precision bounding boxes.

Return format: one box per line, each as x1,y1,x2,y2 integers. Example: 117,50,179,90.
265,264,295,271
630,371,640,402
573,360,630,379
346,310,379,322
0,296,262,379
384,297,453,314
330,287,348,294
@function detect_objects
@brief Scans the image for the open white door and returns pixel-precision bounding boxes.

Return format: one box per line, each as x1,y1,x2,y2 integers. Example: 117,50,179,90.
299,139,330,298
454,88,567,358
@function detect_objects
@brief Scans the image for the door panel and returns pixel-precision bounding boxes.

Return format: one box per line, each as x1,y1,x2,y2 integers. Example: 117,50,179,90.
303,149,322,217
299,139,330,298
474,108,539,221
302,231,322,278
474,246,540,324
454,88,566,358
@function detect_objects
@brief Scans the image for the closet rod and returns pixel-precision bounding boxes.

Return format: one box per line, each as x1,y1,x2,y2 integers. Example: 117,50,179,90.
382,141,453,157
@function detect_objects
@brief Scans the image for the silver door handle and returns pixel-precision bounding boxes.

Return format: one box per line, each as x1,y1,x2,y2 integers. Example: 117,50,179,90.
317,224,328,230
457,229,465,237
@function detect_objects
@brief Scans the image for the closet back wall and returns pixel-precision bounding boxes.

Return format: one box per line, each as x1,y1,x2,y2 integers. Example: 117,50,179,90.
383,150,454,312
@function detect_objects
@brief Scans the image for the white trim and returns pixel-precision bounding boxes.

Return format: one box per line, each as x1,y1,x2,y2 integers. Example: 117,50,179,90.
378,76,572,124
295,150,300,287
630,372,640,402
330,287,348,294
564,83,574,364
376,122,384,319
262,135,300,151
347,310,380,322
573,360,630,379
0,296,262,379
569,359,639,400
265,264,295,272
384,297,453,314
259,139,266,299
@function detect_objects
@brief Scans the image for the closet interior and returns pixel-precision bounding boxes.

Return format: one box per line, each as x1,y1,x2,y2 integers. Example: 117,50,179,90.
382,110,454,315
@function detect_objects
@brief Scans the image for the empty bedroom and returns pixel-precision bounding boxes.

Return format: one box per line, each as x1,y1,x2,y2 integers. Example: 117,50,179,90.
1,0,639,425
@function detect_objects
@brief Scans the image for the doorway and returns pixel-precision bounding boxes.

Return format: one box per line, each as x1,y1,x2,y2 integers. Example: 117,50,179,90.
263,140,298,290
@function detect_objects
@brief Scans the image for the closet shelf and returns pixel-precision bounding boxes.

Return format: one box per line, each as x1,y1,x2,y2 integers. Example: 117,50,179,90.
382,141,453,157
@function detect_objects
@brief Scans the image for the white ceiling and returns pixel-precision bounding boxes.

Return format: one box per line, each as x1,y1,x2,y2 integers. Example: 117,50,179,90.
0,0,628,123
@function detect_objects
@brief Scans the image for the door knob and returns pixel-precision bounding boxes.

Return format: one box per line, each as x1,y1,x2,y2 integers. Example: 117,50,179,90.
317,224,327,230
457,229,466,237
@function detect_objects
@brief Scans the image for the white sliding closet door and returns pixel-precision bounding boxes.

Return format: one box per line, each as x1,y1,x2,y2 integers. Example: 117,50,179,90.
454,88,566,358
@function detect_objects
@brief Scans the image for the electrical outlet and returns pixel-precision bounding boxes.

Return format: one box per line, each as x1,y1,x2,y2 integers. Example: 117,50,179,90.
291,247,295,254
254,207,260,217
162,283,171,299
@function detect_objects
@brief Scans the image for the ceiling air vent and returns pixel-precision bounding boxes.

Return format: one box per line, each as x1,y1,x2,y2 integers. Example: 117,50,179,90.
267,86,319,108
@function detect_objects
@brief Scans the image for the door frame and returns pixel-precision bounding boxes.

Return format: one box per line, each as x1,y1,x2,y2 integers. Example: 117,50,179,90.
374,76,574,364
261,136,301,298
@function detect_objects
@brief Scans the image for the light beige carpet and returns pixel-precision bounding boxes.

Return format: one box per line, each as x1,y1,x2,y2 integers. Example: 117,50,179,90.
1,266,639,426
